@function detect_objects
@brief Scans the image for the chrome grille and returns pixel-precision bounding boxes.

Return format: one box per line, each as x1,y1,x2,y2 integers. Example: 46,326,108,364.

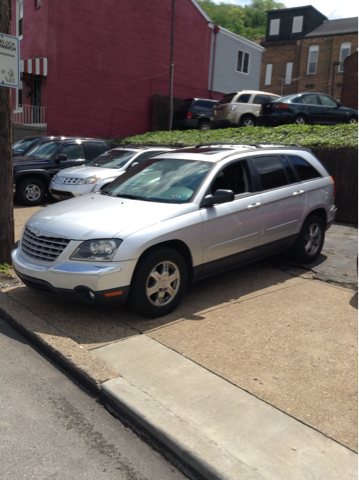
52,175,81,185
21,227,71,262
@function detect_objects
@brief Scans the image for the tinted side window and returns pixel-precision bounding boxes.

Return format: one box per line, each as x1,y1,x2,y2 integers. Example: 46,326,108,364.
86,142,109,160
191,100,215,114
236,94,251,104
280,156,297,184
303,94,319,105
219,94,236,104
252,156,288,190
253,94,270,104
287,156,322,181
61,143,86,160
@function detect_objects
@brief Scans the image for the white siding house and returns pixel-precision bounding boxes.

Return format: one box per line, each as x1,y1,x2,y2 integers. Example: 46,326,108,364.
209,27,264,94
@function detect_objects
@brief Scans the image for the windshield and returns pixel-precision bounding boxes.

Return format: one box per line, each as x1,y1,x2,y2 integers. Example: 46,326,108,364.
86,150,136,169
103,158,213,203
25,141,60,159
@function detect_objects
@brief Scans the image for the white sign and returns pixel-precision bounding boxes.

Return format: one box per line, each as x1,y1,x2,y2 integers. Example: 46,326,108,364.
0,32,20,88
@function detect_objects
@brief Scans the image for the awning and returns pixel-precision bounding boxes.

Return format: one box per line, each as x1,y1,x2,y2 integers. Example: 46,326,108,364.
20,57,47,76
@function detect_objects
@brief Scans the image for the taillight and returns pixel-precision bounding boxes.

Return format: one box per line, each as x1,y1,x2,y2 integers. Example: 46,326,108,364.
186,111,193,119
330,175,335,198
274,103,289,110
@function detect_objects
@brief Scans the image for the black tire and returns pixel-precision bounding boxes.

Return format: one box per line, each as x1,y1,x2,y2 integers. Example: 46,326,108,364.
16,177,46,206
127,247,188,318
198,120,211,131
348,116,357,124
289,215,325,263
239,115,256,127
294,115,307,125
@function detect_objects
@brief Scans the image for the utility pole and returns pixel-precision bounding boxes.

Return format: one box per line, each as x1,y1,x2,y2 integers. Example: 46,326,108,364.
0,0,14,264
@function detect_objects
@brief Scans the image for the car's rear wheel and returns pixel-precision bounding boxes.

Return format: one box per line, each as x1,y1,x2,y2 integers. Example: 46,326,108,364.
348,116,357,124
127,247,188,318
239,115,256,127
198,120,211,131
289,215,325,263
294,115,307,125
16,177,46,206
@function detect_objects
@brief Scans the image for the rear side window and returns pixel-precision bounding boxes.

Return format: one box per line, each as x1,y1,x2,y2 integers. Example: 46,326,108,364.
251,155,288,190
191,100,216,114
236,94,251,104
253,94,270,104
287,155,322,181
86,142,109,160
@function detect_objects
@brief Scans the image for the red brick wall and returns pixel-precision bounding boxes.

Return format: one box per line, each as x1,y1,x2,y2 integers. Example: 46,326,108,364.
11,0,213,138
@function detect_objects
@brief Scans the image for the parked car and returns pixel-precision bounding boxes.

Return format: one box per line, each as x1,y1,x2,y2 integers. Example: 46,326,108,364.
12,143,337,318
259,93,358,126
211,90,280,128
12,136,49,157
172,98,218,130
13,137,110,206
49,146,175,200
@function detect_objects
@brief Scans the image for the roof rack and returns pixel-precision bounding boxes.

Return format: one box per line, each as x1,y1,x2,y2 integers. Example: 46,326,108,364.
195,142,302,148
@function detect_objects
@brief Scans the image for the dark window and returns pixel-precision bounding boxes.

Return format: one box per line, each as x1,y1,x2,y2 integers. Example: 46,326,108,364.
18,1,23,36
252,156,288,190
86,142,108,160
236,94,251,104
60,143,86,160
211,160,252,195
253,94,271,104
191,100,216,114
237,51,250,73
302,94,319,105
319,95,337,107
280,156,297,183
287,156,322,181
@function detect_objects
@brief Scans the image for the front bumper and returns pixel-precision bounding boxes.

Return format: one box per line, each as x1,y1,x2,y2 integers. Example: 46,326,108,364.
49,183,95,200
11,242,136,306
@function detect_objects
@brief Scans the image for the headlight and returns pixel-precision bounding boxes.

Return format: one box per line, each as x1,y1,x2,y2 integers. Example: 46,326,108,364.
71,239,122,261
78,175,100,185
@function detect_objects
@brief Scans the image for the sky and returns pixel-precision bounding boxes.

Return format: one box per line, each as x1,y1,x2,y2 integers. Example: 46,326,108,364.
211,0,358,20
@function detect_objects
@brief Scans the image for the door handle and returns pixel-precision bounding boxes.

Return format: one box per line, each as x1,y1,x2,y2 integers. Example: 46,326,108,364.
247,202,262,209
293,190,305,196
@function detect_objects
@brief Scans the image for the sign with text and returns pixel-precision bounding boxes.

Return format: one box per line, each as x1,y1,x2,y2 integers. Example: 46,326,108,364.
0,32,20,88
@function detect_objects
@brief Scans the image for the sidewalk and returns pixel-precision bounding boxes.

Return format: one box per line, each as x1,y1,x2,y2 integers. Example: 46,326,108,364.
1,216,358,479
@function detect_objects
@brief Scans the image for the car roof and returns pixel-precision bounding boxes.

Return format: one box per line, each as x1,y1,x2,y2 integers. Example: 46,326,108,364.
153,143,309,163
223,90,280,97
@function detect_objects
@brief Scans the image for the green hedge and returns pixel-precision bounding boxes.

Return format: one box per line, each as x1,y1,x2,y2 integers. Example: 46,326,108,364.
108,124,358,149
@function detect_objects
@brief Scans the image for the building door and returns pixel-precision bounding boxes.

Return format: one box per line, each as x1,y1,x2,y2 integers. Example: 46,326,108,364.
33,75,42,123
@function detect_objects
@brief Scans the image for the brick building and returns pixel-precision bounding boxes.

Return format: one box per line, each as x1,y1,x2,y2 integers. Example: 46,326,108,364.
256,6,358,102
9,0,263,139
340,51,358,109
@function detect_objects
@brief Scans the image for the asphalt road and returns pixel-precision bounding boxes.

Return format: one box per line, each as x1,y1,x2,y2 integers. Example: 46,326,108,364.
0,317,187,480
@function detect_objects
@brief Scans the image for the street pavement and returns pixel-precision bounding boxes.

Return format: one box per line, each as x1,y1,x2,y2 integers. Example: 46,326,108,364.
0,201,357,480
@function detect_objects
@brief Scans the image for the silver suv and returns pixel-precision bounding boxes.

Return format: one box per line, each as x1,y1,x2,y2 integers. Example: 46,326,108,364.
211,90,280,128
12,143,337,318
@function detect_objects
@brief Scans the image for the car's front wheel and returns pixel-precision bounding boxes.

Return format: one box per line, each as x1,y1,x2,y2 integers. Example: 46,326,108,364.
16,177,46,206
127,247,188,318
289,215,325,263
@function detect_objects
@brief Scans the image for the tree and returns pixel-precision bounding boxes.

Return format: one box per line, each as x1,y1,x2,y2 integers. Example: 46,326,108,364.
198,0,285,39
0,0,14,264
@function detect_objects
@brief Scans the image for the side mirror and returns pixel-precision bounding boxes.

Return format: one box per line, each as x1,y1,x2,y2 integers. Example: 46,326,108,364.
55,153,67,163
201,189,234,207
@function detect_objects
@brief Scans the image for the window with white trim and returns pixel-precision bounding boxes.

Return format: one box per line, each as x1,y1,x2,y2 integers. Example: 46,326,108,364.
237,50,250,74
17,0,23,38
269,19,280,36
285,63,293,84
292,16,303,33
264,64,273,85
307,45,319,74
339,43,351,72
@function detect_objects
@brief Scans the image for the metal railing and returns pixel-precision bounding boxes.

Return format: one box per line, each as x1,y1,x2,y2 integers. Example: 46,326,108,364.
12,105,46,125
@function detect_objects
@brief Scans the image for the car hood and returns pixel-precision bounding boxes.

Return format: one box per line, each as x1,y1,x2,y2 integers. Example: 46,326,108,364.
13,155,43,165
54,165,126,179
25,193,198,240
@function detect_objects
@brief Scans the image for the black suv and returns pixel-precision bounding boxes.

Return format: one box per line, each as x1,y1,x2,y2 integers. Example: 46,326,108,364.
172,98,217,131
13,137,110,206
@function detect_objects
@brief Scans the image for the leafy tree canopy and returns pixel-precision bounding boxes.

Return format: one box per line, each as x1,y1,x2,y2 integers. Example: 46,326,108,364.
197,0,285,40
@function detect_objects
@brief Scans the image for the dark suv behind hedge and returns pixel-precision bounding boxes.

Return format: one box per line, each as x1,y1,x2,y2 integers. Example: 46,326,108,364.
13,137,110,206
173,98,217,131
